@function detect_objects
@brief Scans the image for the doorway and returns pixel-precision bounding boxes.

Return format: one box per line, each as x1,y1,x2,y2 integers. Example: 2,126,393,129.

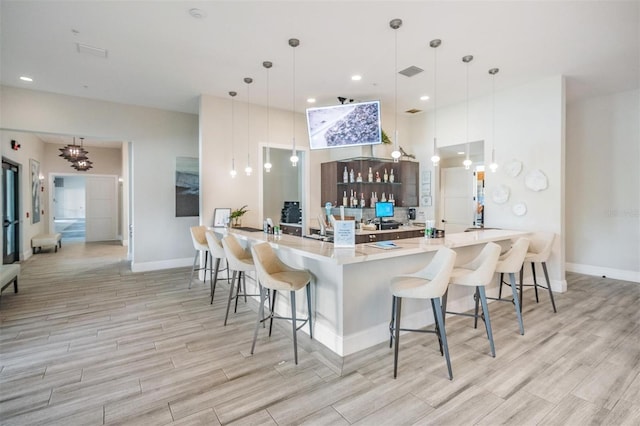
53,175,86,241
2,159,20,264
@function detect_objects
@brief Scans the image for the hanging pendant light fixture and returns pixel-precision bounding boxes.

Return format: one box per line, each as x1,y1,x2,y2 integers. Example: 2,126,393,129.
389,18,402,163
430,39,441,167
263,61,273,172
59,136,88,162
244,77,253,176
488,67,500,172
462,55,474,170
229,91,238,178
289,38,299,167
70,137,93,171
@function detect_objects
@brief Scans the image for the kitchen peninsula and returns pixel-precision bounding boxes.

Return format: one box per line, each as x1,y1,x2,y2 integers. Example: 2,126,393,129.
219,228,529,358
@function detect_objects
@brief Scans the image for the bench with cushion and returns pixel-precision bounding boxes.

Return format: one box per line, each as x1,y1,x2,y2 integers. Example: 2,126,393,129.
1,264,20,295
31,233,62,253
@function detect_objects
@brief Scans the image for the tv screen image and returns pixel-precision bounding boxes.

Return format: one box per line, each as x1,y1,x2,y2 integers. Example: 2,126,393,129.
306,100,382,150
375,201,394,218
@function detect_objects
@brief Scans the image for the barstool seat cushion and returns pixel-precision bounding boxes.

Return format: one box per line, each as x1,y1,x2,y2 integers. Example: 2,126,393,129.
190,226,209,251
268,271,311,291
449,242,501,287
391,276,442,299
495,238,530,273
222,234,255,272
524,232,554,263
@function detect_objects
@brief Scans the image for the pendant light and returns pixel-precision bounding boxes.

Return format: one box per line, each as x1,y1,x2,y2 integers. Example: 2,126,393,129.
488,67,499,172
59,136,88,162
229,91,238,178
244,77,253,176
462,55,473,170
430,39,441,167
289,38,299,167
263,61,273,172
389,18,402,163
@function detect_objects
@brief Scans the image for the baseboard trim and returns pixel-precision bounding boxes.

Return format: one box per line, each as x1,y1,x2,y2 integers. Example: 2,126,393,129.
131,257,192,273
566,263,640,283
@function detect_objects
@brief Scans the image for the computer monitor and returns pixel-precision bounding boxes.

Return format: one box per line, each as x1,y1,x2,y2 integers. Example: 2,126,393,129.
375,201,394,220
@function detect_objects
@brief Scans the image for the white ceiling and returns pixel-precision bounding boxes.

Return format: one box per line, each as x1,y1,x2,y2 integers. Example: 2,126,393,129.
1,0,638,121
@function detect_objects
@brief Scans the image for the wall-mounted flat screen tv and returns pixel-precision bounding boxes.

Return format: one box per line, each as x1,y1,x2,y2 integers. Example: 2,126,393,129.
306,100,382,150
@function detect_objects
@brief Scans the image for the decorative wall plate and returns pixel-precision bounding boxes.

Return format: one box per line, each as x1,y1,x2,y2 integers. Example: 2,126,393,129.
504,160,523,177
512,202,527,216
525,169,548,191
492,185,510,204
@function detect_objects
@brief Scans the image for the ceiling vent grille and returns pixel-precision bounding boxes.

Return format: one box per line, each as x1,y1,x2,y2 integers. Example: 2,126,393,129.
76,43,108,59
399,66,423,77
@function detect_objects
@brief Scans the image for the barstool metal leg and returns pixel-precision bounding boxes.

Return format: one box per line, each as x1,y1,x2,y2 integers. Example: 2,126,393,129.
224,271,238,326
477,286,496,357
210,258,221,304
290,291,298,364
393,296,402,378
498,272,504,299
433,297,453,380
188,250,199,289
251,284,266,355
306,284,313,339
269,290,277,336
519,266,524,312
531,263,540,303
473,287,480,329
542,262,557,313
234,272,244,313
389,295,396,348
431,299,444,356
508,272,525,335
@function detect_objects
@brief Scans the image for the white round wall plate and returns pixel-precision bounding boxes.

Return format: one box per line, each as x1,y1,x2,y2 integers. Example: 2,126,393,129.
492,185,510,204
504,160,523,177
512,202,527,216
525,169,548,191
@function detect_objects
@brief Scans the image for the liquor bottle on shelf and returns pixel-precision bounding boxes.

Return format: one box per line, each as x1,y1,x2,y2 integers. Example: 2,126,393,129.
381,192,387,202
349,168,355,183
356,172,363,182
368,167,373,183
389,169,395,183
375,171,381,182
343,166,348,183
342,191,348,207
360,193,366,208
383,168,388,183
390,193,395,205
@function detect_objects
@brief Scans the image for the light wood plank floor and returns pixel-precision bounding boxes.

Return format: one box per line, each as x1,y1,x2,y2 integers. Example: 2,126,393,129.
1,241,638,425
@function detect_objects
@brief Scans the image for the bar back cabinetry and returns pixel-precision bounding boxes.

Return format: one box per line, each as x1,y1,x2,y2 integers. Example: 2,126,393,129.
321,158,419,207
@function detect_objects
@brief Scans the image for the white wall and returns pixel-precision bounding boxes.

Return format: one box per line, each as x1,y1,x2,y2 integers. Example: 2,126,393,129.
409,76,567,291
566,89,640,282
0,86,199,271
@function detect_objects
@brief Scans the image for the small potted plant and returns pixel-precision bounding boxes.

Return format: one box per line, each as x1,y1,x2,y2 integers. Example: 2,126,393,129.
230,205,248,227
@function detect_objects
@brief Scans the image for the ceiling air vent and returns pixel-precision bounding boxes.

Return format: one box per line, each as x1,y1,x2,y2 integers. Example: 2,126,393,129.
405,108,422,114
76,43,108,59
399,66,423,77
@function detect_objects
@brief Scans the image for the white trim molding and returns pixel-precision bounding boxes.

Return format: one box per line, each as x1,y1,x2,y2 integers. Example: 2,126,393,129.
566,262,640,284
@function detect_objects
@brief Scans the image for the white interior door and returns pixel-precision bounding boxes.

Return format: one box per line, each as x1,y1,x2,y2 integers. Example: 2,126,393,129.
85,176,118,242
441,167,474,234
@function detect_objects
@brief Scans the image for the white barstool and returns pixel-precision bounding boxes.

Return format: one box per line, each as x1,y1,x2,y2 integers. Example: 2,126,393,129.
250,242,312,365
389,247,457,379
205,230,230,304
517,232,557,312
444,242,501,357
484,238,529,335
221,234,257,326
188,226,212,289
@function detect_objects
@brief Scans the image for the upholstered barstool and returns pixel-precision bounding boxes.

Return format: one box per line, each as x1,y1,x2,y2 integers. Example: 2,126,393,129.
516,231,557,313
250,242,312,365
205,230,230,304
188,226,212,289
444,242,501,357
483,238,529,335
221,234,258,325
389,247,457,379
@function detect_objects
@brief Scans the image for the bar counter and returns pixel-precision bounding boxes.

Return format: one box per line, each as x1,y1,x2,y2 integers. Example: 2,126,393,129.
217,227,529,357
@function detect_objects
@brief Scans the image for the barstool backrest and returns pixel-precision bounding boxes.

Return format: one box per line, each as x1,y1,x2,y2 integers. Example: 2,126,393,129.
496,238,530,273
527,232,555,262
457,242,501,286
416,247,458,298
221,234,254,272
190,226,208,251
205,230,226,259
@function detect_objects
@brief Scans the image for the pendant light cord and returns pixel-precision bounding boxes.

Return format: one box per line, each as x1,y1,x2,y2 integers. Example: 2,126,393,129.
292,45,296,151
394,26,398,150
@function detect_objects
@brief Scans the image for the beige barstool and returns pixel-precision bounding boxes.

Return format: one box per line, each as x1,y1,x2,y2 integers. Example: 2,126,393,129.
221,234,258,326
483,238,529,335
389,247,457,379
205,230,230,304
444,242,501,357
517,231,557,312
250,242,312,365
188,226,212,289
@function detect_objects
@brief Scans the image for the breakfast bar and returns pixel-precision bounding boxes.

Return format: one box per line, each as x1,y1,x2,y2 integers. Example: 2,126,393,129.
220,228,529,357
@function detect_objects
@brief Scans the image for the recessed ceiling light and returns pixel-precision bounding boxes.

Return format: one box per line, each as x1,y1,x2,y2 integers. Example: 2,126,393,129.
351,75,362,81
189,8,206,19
307,98,316,103
19,76,33,82
457,151,465,155
420,95,430,101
